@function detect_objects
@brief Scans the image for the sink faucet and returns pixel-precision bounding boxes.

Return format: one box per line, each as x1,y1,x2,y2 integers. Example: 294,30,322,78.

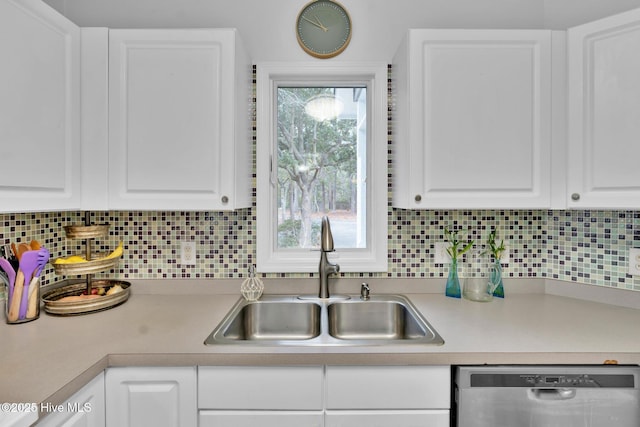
319,216,340,299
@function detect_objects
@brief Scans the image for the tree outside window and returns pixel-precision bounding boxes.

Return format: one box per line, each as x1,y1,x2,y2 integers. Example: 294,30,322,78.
276,86,366,250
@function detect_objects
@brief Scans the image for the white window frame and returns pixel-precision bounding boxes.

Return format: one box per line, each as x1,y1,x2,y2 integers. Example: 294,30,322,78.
256,62,388,273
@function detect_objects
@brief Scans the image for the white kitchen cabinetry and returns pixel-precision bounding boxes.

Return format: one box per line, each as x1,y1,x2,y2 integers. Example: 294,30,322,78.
0,0,81,213
37,373,105,427
108,29,252,210
325,411,450,427
198,366,324,426
198,365,450,426
567,8,640,208
325,365,450,427
392,30,553,209
105,366,197,427
200,412,324,427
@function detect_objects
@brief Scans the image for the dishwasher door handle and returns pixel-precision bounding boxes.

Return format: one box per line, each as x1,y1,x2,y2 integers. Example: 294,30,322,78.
529,388,577,401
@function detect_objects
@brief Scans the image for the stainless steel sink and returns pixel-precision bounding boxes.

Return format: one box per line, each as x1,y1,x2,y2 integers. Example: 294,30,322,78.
205,296,321,344
328,297,435,341
205,294,444,346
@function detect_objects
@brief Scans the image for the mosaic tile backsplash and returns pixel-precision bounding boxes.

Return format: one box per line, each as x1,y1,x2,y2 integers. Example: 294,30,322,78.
1,209,639,292
1,68,639,292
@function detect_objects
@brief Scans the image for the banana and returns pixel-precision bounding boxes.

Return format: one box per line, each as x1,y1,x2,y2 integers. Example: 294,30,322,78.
54,242,123,264
106,284,124,295
105,242,124,259
54,255,87,264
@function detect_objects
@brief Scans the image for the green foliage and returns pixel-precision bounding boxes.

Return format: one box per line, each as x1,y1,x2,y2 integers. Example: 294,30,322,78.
277,218,321,248
444,227,474,261
486,229,506,261
277,87,357,189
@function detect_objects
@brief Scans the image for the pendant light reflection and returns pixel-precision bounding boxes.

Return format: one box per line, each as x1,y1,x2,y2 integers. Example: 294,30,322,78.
304,94,344,121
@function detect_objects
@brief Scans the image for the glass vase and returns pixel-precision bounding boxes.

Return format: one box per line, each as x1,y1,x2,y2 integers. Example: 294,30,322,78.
445,258,461,298
490,259,504,298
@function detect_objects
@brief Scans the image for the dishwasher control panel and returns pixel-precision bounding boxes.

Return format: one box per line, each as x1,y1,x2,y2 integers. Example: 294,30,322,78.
464,367,638,389
518,374,603,387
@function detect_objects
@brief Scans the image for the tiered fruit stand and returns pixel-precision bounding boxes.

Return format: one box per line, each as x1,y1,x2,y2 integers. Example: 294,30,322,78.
42,214,130,315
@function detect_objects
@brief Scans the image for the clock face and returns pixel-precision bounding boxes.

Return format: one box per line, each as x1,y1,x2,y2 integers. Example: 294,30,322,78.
296,0,352,59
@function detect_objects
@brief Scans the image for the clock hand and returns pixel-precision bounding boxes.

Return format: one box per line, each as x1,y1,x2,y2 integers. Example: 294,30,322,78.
302,16,326,31
301,16,327,31
313,15,329,32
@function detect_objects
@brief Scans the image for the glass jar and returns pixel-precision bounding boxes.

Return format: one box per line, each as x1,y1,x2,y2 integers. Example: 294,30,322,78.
463,249,494,302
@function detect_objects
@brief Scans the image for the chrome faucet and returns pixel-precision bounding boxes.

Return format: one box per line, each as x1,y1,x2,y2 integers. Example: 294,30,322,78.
318,216,340,299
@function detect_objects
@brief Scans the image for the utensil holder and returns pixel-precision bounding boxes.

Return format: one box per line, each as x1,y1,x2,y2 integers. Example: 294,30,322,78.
6,276,40,324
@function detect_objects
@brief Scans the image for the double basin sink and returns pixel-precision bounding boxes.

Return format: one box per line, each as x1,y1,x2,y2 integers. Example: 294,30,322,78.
204,294,444,346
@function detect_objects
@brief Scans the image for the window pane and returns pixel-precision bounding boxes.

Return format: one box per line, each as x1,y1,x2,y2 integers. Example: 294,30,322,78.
276,86,366,249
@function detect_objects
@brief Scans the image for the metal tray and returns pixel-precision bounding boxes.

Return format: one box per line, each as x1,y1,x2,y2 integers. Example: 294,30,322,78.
52,253,121,276
41,279,131,316
63,224,110,240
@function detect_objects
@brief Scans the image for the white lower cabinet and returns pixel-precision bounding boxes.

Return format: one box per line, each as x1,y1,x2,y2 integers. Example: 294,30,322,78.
325,410,450,427
199,411,324,427
197,365,451,427
198,366,323,410
47,365,449,426
37,373,105,427
105,366,197,427
325,366,450,427
198,366,324,426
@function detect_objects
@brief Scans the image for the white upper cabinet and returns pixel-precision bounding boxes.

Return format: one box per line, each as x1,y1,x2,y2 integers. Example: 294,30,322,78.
567,8,640,209
108,29,252,210
0,0,81,213
392,30,553,209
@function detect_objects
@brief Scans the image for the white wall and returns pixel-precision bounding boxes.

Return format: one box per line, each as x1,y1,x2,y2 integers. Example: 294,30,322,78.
544,0,640,28
44,0,640,61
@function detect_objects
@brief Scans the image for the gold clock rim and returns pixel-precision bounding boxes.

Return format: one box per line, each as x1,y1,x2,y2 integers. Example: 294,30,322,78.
296,0,352,59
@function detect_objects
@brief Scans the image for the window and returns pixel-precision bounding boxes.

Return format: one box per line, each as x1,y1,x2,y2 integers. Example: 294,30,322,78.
256,63,388,273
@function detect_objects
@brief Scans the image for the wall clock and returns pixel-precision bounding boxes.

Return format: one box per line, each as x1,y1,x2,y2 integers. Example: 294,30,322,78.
296,0,352,59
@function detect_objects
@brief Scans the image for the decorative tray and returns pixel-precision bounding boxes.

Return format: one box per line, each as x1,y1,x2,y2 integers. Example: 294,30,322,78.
52,253,121,276
41,279,131,316
63,224,110,239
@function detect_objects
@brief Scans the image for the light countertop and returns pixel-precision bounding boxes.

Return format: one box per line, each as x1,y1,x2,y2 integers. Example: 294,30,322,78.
1,278,639,419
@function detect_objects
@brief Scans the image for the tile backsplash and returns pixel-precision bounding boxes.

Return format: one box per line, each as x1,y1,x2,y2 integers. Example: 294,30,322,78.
1,209,639,291
2,67,639,292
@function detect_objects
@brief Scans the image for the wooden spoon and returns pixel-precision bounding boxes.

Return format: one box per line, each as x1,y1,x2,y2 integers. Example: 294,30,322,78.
17,251,40,320
7,269,24,322
17,243,30,261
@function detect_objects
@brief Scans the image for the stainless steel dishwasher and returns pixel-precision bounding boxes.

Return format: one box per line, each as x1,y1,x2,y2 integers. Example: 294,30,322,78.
454,365,640,427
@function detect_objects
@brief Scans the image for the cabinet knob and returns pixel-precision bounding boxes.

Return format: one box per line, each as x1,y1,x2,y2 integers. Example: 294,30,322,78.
221,196,229,204
414,194,422,202
571,193,580,201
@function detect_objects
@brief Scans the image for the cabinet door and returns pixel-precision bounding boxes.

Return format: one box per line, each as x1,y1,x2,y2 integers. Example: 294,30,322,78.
108,29,251,210
37,372,105,427
105,367,197,427
392,30,552,209
325,410,450,427
198,366,324,410
567,8,640,208
199,410,324,427
326,365,450,410
0,0,81,213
